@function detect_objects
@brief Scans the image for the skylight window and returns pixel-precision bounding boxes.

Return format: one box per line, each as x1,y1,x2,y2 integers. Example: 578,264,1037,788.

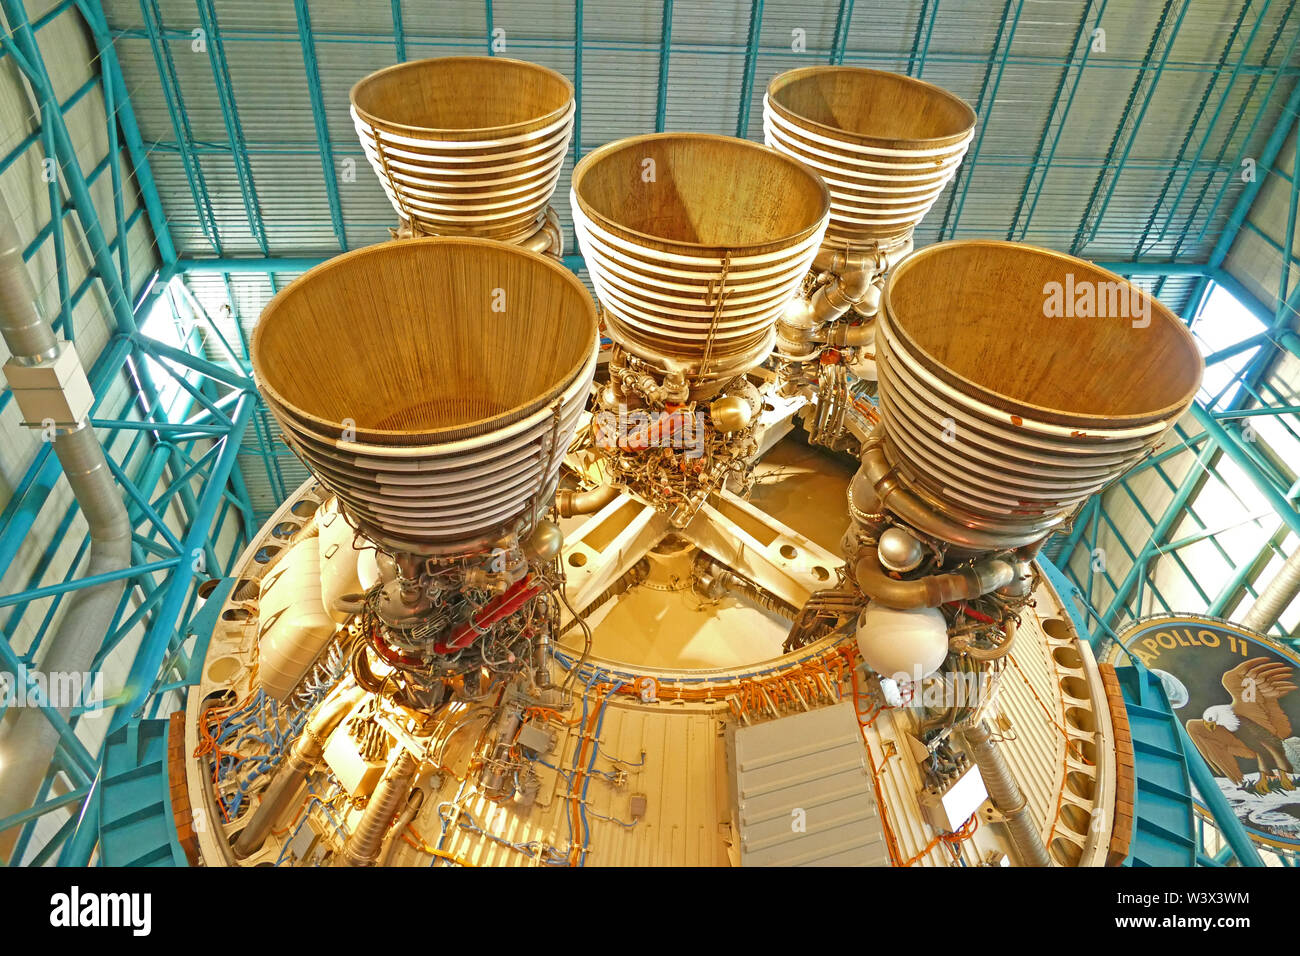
132,278,198,419
1190,284,1267,410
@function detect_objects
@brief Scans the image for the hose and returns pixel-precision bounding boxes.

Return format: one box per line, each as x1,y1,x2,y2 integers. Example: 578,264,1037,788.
1242,548,1300,633
381,787,426,866
232,682,363,858
855,437,1060,551
963,720,1050,867
339,749,419,867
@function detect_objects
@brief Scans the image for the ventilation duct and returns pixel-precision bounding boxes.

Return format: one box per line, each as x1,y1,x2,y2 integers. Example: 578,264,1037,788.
0,200,131,859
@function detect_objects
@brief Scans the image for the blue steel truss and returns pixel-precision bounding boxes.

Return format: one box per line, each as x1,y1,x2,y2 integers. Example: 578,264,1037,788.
0,0,1296,867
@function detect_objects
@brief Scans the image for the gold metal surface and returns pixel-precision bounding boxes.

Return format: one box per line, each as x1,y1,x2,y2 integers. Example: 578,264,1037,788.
764,66,975,246
571,132,829,376
351,57,574,242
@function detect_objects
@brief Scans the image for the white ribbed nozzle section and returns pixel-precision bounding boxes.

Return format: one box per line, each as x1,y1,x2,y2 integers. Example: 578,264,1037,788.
351,56,574,242
571,132,829,380
251,238,598,554
764,67,975,247
876,240,1203,542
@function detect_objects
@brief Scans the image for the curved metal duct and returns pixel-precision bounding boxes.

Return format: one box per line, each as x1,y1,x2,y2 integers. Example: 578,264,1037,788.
763,66,975,248
351,57,575,243
251,238,599,555
873,240,1203,548
571,133,829,384
0,201,131,860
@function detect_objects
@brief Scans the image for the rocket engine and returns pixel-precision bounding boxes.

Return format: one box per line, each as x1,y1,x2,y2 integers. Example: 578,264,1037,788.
351,56,573,253
835,240,1203,721
570,133,830,523
763,66,975,450
178,53,1184,870
229,238,598,864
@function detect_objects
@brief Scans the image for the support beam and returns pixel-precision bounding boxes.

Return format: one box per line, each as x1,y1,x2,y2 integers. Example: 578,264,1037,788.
74,0,178,265
734,0,764,139
830,0,854,65
1186,11,1300,261
1007,0,1107,241
939,0,1025,240
294,0,348,251
111,394,256,729
1190,404,1300,539
391,0,406,61
655,0,672,132
1142,0,1269,256
137,0,222,254
906,0,940,77
1069,0,1190,255
196,0,269,255
1100,445,1216,629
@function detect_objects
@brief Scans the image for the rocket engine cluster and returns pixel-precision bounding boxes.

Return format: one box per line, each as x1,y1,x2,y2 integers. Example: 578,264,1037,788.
185,55,1203,869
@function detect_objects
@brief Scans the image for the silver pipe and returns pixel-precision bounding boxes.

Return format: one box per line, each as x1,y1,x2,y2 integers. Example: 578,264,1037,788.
519,206,563,257
339,748,418,867
958,615,1016,663
855,437,1061,551
232,682,363,858
963,720,1050,866
0,202,131,859
556,482,619,518
381,787,426,866
713,571,799,621
786,263,875,330
854,544,1015,609
1241,549,1300,634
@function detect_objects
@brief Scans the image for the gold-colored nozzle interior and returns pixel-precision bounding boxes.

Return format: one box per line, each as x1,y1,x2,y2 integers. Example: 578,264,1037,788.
252,238,597,445
572,133,829,252
767,66,976,147
883,241,1203,425
351,56,573,136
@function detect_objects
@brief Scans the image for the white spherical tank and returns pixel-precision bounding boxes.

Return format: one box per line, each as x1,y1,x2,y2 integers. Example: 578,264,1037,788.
855,602,950,682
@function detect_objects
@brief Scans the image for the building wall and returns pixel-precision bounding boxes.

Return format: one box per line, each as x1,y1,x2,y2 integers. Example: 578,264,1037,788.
0,1,239,861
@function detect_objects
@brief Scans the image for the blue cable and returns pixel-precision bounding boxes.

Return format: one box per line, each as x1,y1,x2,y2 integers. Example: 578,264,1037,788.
575,679,625,866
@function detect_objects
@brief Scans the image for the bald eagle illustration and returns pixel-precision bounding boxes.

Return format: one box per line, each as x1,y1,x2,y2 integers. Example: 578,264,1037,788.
1186,657,1297,795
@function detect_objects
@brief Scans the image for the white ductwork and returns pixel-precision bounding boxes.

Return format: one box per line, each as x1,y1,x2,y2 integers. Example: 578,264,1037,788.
1241,549,1300,634
0,200,131,859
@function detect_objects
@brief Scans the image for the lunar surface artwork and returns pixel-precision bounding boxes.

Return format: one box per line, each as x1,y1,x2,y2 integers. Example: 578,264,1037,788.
1120,616,1300,849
